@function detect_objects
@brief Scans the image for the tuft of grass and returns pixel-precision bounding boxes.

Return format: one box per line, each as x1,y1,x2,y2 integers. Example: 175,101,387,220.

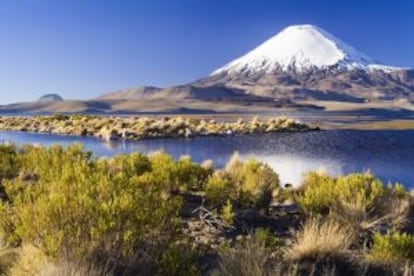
37,259,112,276
8,244,49,276
286,218,355,261
0,247,18,275
216,235,270,276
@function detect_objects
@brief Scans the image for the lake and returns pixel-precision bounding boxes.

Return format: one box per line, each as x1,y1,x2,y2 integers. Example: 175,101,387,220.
1,130,413,188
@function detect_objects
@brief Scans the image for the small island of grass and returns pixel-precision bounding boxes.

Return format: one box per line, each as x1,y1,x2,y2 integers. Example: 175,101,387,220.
0,114,318,141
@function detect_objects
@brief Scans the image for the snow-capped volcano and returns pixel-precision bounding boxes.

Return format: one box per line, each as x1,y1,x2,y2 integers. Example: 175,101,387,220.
212,24,397,75
96,24,414,107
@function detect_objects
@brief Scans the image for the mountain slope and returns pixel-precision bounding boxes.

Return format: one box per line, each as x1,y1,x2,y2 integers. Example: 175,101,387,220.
202,24,414,103
212,24,398,75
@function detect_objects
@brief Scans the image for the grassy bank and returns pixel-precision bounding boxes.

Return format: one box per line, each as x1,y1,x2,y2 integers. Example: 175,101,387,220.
0,144,413,275
0,115,316,141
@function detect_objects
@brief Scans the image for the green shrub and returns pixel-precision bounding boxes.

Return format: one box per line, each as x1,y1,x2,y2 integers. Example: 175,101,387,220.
147,152,210,192
253,228,283,249
160,242,201,276
232,159,280,208
109,152,152,177
0,145,182,271
176,156,212,191
0,144,20,181
221,200,235,226
296,172,337,214
206,158,280,209
370,231,414,264
205,173,235,206
296,172,408,228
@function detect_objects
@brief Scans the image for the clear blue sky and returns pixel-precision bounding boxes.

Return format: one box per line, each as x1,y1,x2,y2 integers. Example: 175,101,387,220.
0,0,413,104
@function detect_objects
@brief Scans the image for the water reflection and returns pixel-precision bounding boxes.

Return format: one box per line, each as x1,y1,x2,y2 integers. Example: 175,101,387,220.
245,154,344,187
1,130,414,187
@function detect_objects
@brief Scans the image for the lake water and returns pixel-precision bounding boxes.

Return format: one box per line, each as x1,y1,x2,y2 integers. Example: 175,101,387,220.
1,130,413,188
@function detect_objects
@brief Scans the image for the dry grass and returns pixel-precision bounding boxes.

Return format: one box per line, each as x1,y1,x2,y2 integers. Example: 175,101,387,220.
8,244,49,276
332,194,410,231
224,152,242,173
286,218,355,261
6,244,111,276
37,260,111,276
216,236,271,276
0,247,18,275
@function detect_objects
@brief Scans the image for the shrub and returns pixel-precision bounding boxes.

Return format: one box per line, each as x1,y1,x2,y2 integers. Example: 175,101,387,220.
0,145,182,272
160,242,201,276
147,151,210,192
296,172,409,229
369,231,414,264
296,172,336,214
253,228,283,250
109,152,152,177
176,156,212,191
0,144,20,181
221,200,235,226
207,157,280,209
224,154,280,207
205,173,235,206
286,218,355,260
233,159,280,208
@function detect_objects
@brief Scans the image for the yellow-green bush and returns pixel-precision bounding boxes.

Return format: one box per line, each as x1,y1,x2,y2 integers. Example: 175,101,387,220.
296,172,337,214
176,156,212,191
231,159,280,208
221,200,235,225
0,145,182,272
160,242,201,276
109,152,152,177
205,173,235,206
297,172,407,221
370,231,414,264
147,152,211,192
253,228,283,249
0,144,20,181
206,158,280,209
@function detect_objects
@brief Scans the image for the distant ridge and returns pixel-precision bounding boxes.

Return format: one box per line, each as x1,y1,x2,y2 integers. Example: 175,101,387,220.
38,94,63,102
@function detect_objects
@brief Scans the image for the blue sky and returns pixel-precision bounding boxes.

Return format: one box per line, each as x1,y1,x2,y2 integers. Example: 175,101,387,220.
0,0,413,104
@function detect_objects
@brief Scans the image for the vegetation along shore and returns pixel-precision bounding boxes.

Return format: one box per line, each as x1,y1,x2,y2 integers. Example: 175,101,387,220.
0,115,316,141
1,145,414,275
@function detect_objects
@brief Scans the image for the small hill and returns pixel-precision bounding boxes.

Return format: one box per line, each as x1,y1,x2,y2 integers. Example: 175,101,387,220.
98,86,162,100
38,94,64,102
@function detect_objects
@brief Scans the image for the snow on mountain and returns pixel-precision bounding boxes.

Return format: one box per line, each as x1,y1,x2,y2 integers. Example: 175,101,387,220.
212,24,401,75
